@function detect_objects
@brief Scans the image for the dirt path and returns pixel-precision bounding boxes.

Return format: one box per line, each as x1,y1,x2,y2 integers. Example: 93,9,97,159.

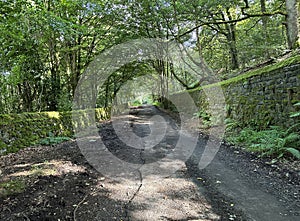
0,106,299,220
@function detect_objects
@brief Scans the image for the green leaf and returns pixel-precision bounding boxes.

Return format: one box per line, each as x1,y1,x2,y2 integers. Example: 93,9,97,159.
290,112,300,118
285,133,300,143
277,153,284,159
286,148,300,159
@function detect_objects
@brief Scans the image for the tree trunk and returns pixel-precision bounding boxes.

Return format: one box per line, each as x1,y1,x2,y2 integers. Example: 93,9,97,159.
223,9,239,70
49,39,60,111
286,0,300,49
261,0,270,57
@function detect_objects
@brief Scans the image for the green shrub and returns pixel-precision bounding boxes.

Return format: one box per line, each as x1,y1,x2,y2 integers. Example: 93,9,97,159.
226,103,300,161
131,99,142,106
227,126,300,160
193,110,212,128
225,118,241,132
39,132,71,146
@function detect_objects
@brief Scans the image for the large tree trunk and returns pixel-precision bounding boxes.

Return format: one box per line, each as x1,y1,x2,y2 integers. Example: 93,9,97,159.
286,0,300,49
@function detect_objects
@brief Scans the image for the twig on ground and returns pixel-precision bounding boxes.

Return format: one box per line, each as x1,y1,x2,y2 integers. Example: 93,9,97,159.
73,188,100,221
73,193,89,221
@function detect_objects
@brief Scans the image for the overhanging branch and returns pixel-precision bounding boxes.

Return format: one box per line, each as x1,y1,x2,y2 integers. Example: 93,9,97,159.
176,11,286,39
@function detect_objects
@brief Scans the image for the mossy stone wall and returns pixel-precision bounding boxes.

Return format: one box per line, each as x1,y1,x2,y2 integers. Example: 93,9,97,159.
0,108,110,154
172,59,300,129
224,63,300,128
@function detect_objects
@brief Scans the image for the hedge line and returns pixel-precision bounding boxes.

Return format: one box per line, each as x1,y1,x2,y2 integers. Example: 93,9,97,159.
0,108,110,154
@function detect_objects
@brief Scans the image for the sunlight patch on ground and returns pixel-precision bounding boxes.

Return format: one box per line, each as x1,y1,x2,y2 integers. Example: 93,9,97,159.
129,176,220,220
102,172,220,221
6,160,86,179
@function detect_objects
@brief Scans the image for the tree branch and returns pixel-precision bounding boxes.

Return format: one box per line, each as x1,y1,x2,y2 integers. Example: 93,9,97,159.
176,11,286,39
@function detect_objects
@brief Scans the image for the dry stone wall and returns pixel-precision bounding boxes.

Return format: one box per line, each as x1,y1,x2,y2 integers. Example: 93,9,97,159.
224,63,300,128
171,61,300,129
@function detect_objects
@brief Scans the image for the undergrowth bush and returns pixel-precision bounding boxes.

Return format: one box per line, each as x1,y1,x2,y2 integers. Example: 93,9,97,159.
38,132,71,146
226,102,300,160
193,110,212,128
228,126,300,160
